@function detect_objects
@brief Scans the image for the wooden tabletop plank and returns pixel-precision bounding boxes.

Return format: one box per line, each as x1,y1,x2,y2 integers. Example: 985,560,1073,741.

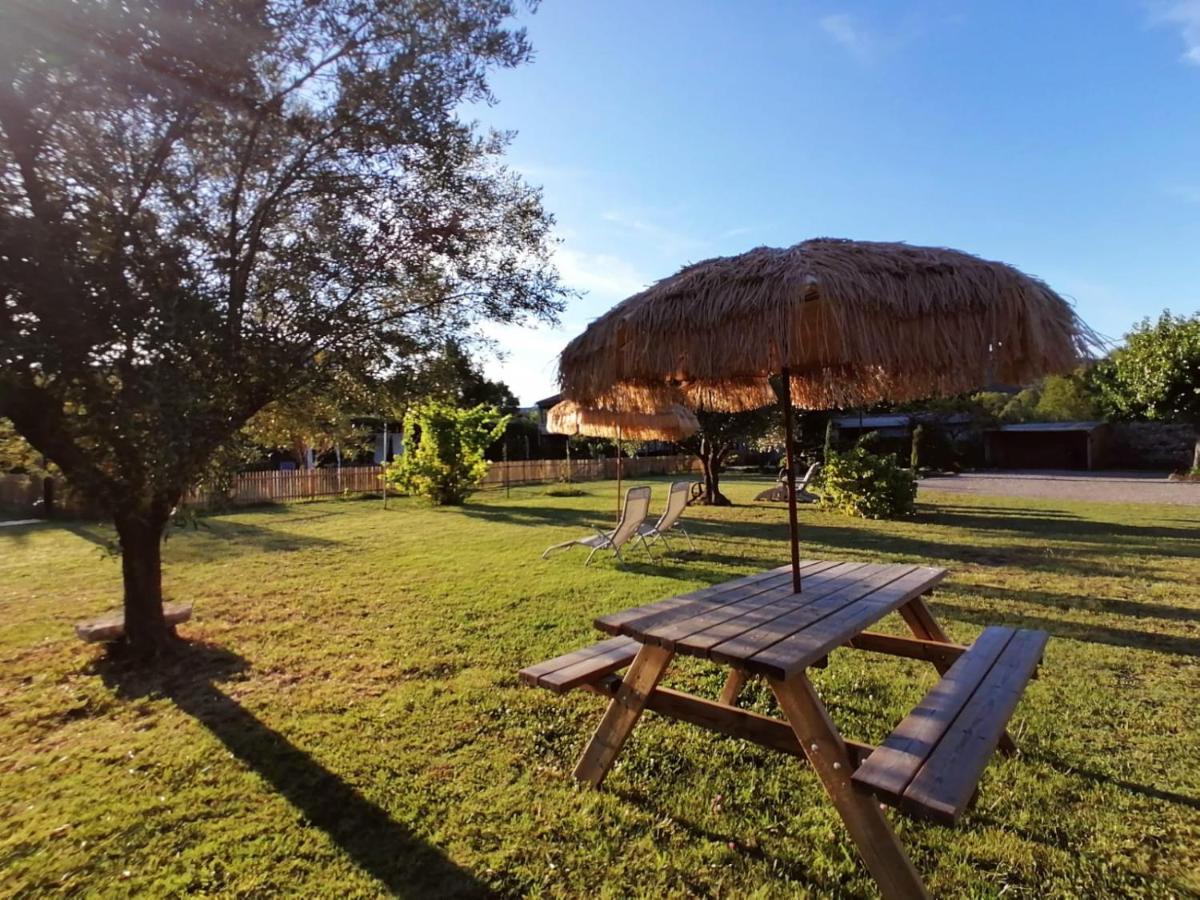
641,560,848,650
747,567,947,679
593,564,794,636
709,565,915,668
669,562,872,656
604,564,830,643
849,627,1014,804
901,628,1047,822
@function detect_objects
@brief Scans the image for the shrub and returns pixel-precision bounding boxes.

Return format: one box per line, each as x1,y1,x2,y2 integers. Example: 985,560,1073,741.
545,485,587,497
385,401,509,505
819,444,917,519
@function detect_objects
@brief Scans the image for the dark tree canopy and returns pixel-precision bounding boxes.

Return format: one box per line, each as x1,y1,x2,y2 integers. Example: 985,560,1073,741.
680,408,779,505
383,340,519,413
0,0,565,654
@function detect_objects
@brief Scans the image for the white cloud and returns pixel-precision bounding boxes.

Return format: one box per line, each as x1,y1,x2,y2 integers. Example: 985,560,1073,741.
479,320,575,404
477,244,651,403
553,245,649,299
600,210,705,257
820,13,874,60
1150,1,1200,65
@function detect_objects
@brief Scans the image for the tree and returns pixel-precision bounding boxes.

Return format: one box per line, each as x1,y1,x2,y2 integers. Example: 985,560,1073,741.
680,408,779,505
0,0,565,655
385,400,508,504
1095,312,1200,470
1032,371,1099,422
243,365,375,469
381,339,519,416
0,416,45,474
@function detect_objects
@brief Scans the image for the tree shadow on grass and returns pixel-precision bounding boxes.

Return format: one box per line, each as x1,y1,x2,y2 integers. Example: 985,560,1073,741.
944,581,1200,625
606,786,849,895
168,518,339,560
930,600,1200,657
459,501,596,530
694,517,1186,582
93,642,492,898
1027,750,1200,813
918,505,1200,551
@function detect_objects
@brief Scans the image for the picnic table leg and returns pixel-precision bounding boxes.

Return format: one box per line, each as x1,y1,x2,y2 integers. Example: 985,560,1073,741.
899,594,1017,755
573,643,674,787
718,668,748,706
770,674,929,900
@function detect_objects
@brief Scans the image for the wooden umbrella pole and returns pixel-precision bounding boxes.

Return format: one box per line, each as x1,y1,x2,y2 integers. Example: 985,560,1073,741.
616,423,623,525
780,368,802,593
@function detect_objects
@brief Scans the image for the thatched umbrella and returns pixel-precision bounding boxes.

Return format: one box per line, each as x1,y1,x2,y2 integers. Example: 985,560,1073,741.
558,238,1097,590
545,400,700,522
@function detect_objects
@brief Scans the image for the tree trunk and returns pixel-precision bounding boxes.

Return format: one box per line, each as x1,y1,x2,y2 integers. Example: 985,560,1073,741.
113,502,174,656
1193,435,1200,472
697,441,731,506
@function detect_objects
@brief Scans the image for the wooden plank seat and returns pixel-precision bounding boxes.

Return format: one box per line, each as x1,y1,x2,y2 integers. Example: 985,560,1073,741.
852,625,1048,825
75,602,193,643
519,636,641,693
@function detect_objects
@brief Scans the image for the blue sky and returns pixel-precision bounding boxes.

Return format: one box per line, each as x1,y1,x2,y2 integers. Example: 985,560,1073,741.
474,1,1200,404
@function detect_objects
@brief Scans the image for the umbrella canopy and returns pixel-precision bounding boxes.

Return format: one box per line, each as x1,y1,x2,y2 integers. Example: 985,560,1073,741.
557,237,1097,592
545,400,699,525
558,238,1098,413
545,400,699,440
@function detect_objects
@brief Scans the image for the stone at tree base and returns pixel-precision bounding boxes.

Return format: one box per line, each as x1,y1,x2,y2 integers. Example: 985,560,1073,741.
74,602,193,643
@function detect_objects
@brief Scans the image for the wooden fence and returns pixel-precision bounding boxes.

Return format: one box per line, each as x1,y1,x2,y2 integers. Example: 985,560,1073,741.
0,455,700,516
481,454,699,487
192,466,388,506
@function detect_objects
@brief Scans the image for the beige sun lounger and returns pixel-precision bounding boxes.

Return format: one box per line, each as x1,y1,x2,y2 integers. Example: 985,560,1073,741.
638,481,696,554
541,485,654,566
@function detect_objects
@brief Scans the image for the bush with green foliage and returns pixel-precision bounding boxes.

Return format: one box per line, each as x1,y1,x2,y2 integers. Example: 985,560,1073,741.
385,402,509,505
819,444,918,519
1093,312,1200,470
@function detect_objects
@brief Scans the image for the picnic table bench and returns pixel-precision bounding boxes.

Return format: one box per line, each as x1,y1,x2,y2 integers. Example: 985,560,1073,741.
520,561,1047,899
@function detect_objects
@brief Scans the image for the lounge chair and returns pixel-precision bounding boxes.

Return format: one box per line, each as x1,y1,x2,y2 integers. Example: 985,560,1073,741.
638,481,696,554
541,485,654,566
754,461,821,503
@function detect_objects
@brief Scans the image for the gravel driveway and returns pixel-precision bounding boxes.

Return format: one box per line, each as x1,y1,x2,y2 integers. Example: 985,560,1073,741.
919,470,1200,507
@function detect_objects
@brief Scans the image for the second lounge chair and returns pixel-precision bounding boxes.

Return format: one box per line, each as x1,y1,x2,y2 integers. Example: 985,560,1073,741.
638,481,696,555
541,485,654,566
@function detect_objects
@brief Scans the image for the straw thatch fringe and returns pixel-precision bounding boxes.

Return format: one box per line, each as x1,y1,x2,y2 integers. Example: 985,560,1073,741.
545,400,699,440
558,239,1100,412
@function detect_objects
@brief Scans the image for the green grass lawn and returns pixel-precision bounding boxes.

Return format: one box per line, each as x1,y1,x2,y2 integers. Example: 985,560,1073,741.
1,475,1198,898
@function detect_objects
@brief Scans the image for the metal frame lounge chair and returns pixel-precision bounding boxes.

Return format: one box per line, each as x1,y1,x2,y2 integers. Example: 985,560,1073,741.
755,461,821,503
638,480,696,553
542,485,654,566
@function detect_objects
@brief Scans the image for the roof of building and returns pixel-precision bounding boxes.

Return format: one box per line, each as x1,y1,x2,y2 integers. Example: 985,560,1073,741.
986,421,1105,433
833,414,912,429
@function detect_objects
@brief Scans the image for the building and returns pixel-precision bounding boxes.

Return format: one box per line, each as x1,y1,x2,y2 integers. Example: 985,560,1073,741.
983,422,1111,470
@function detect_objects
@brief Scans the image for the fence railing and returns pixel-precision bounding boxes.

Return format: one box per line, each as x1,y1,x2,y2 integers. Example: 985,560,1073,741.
0,455,700,517
481,454,698,486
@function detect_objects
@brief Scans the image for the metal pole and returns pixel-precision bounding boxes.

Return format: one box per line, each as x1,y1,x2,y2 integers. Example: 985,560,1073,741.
780,368,802,593
381,417,389,510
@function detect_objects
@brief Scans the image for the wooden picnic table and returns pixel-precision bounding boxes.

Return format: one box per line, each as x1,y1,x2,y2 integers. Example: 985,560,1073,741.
521,561,1048,900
